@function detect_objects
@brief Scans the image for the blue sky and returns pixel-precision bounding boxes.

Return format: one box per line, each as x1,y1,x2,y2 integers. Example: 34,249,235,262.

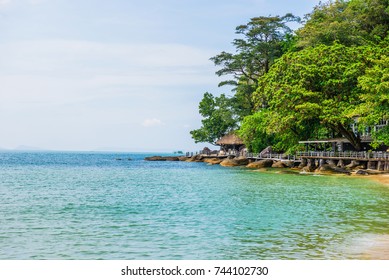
0,0,319,152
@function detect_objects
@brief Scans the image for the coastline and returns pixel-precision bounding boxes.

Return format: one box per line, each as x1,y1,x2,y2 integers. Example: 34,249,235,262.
367,174,389,187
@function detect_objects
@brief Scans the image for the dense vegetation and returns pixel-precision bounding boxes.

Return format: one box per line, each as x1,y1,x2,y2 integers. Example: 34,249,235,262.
191,0,389,152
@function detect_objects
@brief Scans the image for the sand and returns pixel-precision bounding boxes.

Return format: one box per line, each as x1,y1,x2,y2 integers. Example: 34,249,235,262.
367,174,389,187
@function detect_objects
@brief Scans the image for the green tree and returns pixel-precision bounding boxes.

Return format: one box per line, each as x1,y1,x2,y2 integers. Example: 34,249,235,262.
190,93,238,145
210,14,299,113
254,43,382,151
356,43,389,146
297,0,389,48
191,15,299,146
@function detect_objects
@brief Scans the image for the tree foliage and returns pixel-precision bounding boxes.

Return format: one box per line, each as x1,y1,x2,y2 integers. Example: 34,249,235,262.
190,93,238,145
191,0,389,152
297,0,389,47
254,43,382,150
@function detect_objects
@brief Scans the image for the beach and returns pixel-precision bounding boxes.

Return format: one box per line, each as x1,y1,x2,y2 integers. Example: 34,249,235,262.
368,174,389,187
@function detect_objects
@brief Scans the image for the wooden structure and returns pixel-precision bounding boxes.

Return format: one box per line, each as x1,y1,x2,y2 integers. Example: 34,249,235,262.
215,133,245,153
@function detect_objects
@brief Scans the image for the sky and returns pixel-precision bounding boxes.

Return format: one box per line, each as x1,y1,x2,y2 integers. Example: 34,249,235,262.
0,0,319,152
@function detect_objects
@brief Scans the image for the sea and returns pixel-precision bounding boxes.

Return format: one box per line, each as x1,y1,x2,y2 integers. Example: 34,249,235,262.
1,151,389,260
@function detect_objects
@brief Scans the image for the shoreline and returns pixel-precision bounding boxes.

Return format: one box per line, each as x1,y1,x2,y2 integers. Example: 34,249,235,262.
145,154,389,186
366,174,389,187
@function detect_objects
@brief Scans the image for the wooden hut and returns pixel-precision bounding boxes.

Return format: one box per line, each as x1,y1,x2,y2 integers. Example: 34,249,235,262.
216,133,245,153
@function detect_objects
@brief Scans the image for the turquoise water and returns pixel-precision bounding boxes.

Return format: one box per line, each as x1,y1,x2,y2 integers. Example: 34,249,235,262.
1,152,389,259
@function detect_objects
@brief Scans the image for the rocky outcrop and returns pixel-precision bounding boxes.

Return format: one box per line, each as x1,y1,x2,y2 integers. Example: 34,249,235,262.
234,156,249,166
316,164,351,175
220,158,240,167
178,156,188,161
144,156,167,161
144,156,179,161
204,158,223,165
186,155,205,162
246,159,274,168
272,161,287,168
345,160,360,170
355,169,369,175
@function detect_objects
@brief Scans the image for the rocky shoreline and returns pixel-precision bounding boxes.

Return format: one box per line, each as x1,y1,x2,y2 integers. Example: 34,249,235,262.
144,154,389,177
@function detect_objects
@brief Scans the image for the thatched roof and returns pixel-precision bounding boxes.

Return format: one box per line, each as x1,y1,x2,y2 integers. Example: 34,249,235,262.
216,133,244,146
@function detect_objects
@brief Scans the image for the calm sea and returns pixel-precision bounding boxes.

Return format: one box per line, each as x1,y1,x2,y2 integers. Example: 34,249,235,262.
1,151,388,259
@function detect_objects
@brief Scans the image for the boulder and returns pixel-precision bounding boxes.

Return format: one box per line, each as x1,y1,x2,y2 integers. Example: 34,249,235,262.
302,166,316,172
204,158,223,165
345,160,360,170
165,156,179,161
272,161,287,168
144,156,166,161
178,156,188,161
246,159,274,168
186,155,205,162
144,156,179,161
220,158,240,167
316,164,351,175
234,156,249,166
356,169,369,175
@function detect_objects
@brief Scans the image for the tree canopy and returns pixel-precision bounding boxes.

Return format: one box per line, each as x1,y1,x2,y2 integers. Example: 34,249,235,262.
191,0,389,152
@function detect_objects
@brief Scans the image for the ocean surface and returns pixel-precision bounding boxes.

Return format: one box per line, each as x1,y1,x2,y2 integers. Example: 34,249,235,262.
1,151,389,260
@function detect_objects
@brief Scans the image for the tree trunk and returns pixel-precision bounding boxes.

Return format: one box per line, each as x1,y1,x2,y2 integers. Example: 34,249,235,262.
335,124,362,151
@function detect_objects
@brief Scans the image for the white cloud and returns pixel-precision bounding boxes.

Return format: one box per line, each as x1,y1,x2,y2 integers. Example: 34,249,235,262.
141,118,165,127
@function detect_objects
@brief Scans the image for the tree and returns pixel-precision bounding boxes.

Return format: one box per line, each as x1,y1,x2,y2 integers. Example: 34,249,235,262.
210,14,299,113
254,43,382,151
356,42,389,146
190,93,238,145
191,15,299,146
296,0,389,48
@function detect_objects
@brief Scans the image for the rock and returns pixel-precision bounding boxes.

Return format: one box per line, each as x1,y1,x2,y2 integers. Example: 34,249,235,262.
144,156,166,161
246,159,274,168
316,164,351,175
144,156,178,161
282,161,295,168
356,169,369,175
302,166,316,172
204,158,223,165
178,156,188,161
234,156,249,166
316,164,334,172
220,158,240,167
186,155,204,162
272,161,286,168
299,158,307,168
345,160,360,170
165,156,179,161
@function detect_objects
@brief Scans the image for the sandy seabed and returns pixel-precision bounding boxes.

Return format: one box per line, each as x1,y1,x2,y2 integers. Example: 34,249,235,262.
349,234,389,260
368,174,389,187
354,174,389,259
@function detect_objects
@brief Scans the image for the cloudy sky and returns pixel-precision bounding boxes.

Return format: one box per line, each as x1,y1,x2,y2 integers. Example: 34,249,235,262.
0,0,318,152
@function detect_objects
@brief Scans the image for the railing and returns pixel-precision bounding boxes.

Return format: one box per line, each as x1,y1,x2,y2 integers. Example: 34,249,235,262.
245,152,296,161
297,151,389,160
188,150,389,161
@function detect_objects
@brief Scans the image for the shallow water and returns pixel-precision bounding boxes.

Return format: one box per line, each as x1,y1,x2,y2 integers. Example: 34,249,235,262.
1,152,388,259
